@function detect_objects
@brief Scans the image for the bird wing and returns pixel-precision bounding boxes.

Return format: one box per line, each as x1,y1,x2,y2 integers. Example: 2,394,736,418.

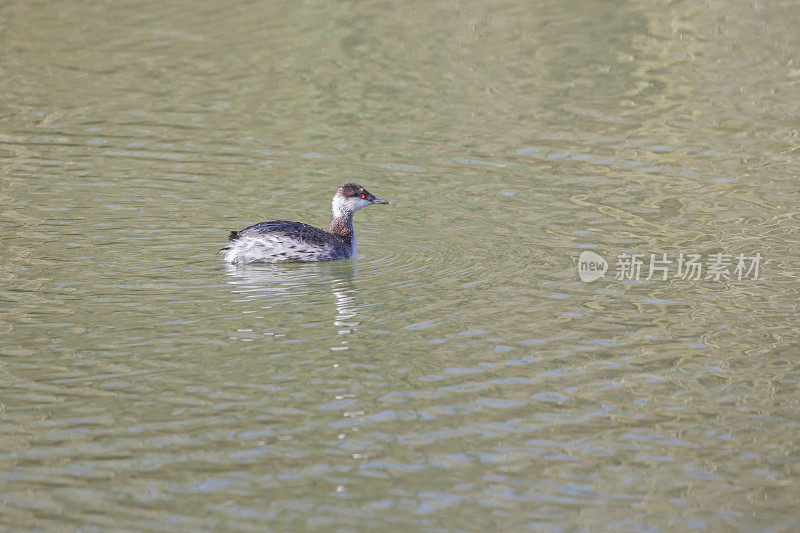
229,220,343,248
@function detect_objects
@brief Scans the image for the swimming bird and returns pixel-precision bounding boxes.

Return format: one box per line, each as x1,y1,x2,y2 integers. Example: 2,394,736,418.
220,183,389,264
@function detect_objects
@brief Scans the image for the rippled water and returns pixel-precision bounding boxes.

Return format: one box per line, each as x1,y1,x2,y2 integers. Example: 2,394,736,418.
2,0,799,530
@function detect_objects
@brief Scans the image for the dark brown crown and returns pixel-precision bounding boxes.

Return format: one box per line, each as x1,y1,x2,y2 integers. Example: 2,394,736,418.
337,183,366,197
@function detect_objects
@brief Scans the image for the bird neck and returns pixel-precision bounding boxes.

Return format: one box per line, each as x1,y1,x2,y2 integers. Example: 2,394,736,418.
330,213,354,238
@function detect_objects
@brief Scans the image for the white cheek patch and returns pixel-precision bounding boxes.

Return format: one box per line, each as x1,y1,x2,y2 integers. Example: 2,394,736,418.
332,195,349,217
332,195,371,215
354,197,371,211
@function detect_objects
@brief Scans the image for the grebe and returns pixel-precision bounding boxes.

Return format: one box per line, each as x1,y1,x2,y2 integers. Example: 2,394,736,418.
220,183,389,264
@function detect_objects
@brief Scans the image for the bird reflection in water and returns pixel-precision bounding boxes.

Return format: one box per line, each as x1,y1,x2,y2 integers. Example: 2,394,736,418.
222,260,360,344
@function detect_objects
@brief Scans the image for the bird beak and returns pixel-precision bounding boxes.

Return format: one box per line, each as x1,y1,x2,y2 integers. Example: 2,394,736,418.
371,196,390,205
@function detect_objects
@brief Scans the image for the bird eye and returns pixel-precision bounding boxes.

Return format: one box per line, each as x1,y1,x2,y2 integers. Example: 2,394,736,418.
360,194,366,199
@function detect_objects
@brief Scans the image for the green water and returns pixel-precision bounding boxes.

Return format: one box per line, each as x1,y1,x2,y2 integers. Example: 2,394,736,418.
1,0,799,530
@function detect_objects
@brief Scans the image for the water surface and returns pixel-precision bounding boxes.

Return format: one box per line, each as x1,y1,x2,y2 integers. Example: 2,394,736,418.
1,0,799,530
